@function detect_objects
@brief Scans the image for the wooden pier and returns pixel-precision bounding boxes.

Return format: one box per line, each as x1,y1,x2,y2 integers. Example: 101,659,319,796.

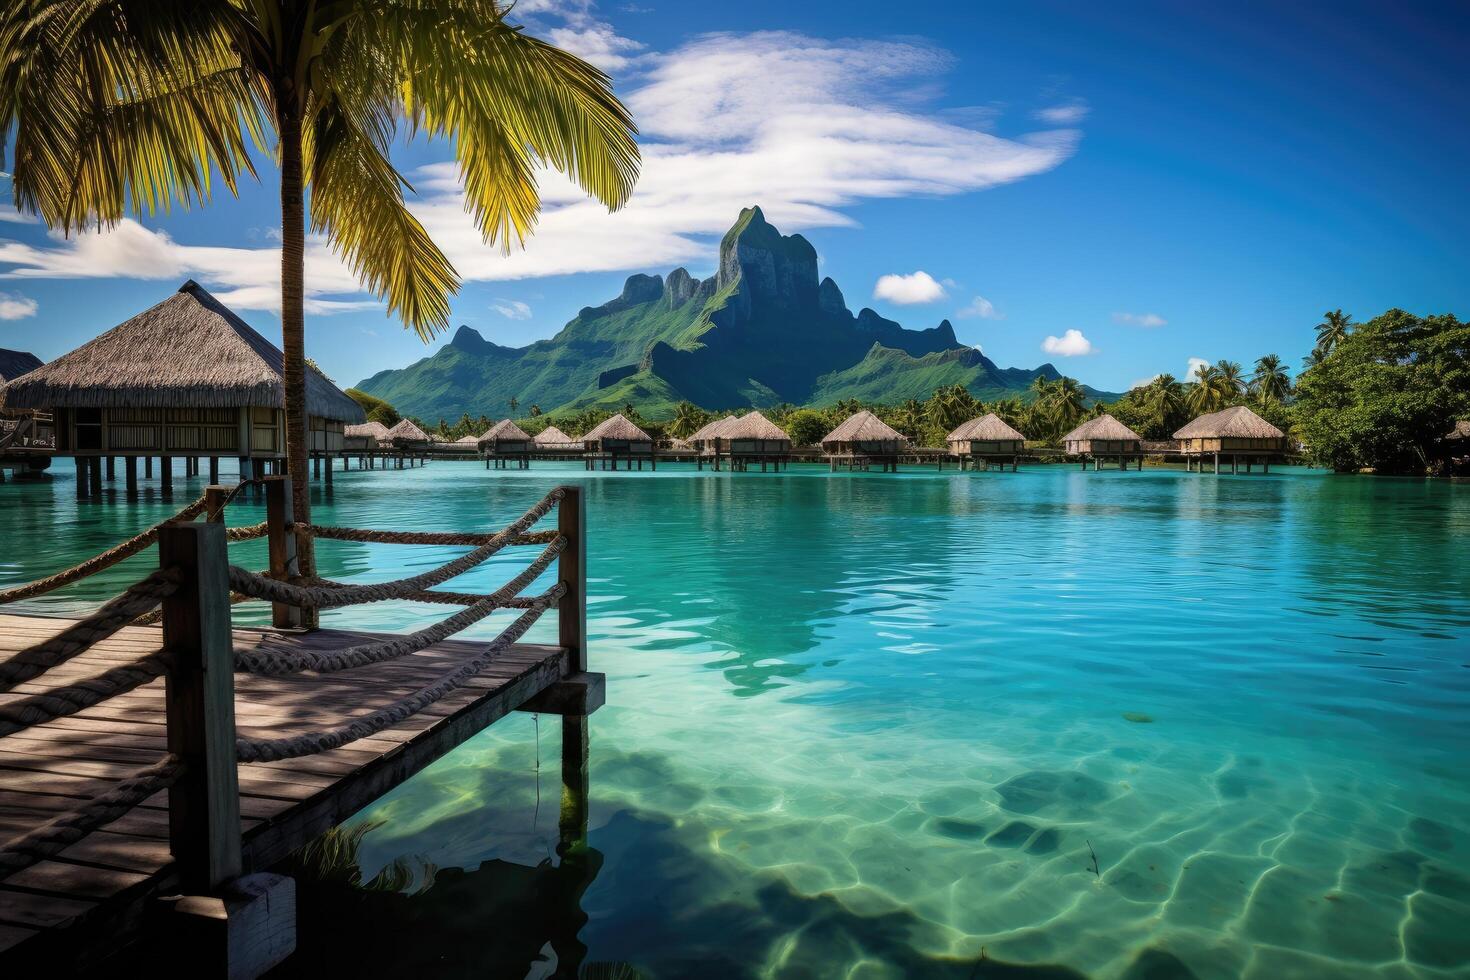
0,480,598,976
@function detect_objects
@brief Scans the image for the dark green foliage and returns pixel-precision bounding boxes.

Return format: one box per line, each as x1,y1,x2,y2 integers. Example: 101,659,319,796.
1294,310,1469,473
345,387,400,426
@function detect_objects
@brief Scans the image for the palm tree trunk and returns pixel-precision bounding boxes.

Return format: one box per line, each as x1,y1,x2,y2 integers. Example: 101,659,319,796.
278,105,316,605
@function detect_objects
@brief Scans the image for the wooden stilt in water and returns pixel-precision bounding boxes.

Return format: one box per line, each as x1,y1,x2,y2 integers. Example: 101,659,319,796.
145,456,154,478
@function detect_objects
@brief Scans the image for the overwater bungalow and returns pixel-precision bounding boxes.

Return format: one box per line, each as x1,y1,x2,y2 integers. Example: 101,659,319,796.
720,412,792,471
822,410,905,472
0,281,363,496
533,425,581,453
385,418,430,450
946,413,1026,471
1173,405,1287,474
582,414,656,470
1062,414,1144,470
0,348,51,482
479,419,533,469
689,415,735,455
344,420,389,452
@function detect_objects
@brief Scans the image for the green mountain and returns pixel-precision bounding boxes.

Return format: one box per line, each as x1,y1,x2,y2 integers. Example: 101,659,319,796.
355,207,1116,420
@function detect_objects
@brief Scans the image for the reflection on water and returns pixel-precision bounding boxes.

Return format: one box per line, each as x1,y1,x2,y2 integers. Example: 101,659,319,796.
3,462,1469,978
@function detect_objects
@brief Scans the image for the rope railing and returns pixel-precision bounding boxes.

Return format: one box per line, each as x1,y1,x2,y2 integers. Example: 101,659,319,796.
0,653,170,737
226,487,565,611
0,754,183,883
235,536,567,675
235,584,566,762
0,570,179,693
292,524,558,547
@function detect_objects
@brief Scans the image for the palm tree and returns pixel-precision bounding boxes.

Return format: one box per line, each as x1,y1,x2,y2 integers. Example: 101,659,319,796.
669,401,707,439
1215,360,1245,398
1049,377,1087,431
1142,374,1184,434
1185,364,1231,415
895,399,925,439
529,404,542,417
508,396,519,416
1250,354,1291,403
2,0,639,571
1315,309,1353,358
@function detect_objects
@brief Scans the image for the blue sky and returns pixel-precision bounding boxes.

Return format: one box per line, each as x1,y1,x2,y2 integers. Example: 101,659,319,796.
2,0,1467,393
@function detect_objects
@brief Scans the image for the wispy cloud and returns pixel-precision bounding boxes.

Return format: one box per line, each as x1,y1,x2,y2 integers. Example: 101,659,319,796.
0,205,38,225
1186,356,1210,380
1128,374,1161,390
0,291,38,319
1035,101,1089,125
0,30,1081,315
491,299,533,320
956,294,1002,319
1112,311,1167,327
874,271,947,305
1042,329,1095,356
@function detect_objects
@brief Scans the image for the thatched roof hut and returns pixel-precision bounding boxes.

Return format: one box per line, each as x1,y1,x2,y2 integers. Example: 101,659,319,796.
478,418,532,454
723,411,791,451
946,413,1025,455
454,434,480,445
1173,406,1285,451
1061,414,1142,455
583,413,652,445
0,281,362,458
533,425,580,450
386,418,430,447
343,420,390,450
688,415,736,452
0,348,42,383
822,411,904,454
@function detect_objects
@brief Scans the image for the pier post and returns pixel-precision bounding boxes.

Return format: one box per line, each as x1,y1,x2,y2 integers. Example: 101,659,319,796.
210,457,220,484
74,457,87,498
264,477,306,630
88,456,103,496
145,456,154,479
161,456,174,496
105,456,116,481
159,521,242,891
558,484,587,674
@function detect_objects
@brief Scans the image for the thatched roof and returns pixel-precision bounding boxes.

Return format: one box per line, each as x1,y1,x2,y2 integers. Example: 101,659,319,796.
823,410,904,445
723,411,789,441
689,415,736,442
0,348,42,383
454,434,480,445
0,281,364,421
533,425,578,446
480,419,531,441
1062,414,1142,443
345,420,392,439
583,413,652,442
386,418,429,441
1173,405,1284,440
947,413,1025,443
1445,420,1470,441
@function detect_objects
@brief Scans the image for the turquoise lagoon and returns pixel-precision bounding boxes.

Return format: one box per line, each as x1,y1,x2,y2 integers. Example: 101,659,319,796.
2,462,1468,978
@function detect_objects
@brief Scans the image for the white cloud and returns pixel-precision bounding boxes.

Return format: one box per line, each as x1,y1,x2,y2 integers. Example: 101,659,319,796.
1112,311,1167,327
1186,356,1210,380
491,299,533,320
544,24,645,71
1128,374,1162,390
873,270,947,305
0,31,1081,315
1036,101,1089,125
956,294,1002,319
0,205,38,225
1041,329,1094,356
0,291,38,319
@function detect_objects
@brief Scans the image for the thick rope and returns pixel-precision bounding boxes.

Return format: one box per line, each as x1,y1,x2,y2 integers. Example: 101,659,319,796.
225,521,269,542
0,497,207,605
299,581,550,609
235,586,564,762
0,653,169,737
0,754,183,882
295,525,558,547
227,488,563,609
0,571,179,693
235,539,566,675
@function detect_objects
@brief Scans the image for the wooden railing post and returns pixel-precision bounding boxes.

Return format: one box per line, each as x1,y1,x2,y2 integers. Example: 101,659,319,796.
204,484,230,523
263,476,305,629
159,521,242,893
557,485,586,674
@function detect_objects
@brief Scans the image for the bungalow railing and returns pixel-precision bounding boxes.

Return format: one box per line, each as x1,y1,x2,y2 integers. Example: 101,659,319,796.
0,480,583,895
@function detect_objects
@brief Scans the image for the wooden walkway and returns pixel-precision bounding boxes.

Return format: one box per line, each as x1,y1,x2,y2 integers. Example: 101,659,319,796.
0,612,572,970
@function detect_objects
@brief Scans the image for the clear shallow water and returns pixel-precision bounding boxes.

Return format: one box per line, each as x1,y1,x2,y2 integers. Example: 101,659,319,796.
4,462,1469,978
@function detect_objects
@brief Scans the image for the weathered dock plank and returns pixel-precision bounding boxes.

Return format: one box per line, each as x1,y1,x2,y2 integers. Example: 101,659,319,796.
0,612,569,968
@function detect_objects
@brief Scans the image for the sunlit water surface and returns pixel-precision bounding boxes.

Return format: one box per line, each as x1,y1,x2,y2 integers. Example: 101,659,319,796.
4,462,1468,979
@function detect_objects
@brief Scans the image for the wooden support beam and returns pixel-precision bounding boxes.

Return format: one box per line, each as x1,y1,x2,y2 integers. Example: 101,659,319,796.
559,714,590,855
158,521,242,894
557,485,587,674
160,457,173,496
264,477,303,630
517,672,605,716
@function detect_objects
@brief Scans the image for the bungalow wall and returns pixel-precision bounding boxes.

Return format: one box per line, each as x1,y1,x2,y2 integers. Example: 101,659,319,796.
950,439,1023,455
585,438,654,455
1178,436,1286,453
53,406,345,457
824,439,902,455
481,438,531,454
727,438,791,455
1065,438,1140,455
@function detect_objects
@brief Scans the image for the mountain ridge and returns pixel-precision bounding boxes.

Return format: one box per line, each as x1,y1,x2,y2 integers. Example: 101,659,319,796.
355,206,1117,419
